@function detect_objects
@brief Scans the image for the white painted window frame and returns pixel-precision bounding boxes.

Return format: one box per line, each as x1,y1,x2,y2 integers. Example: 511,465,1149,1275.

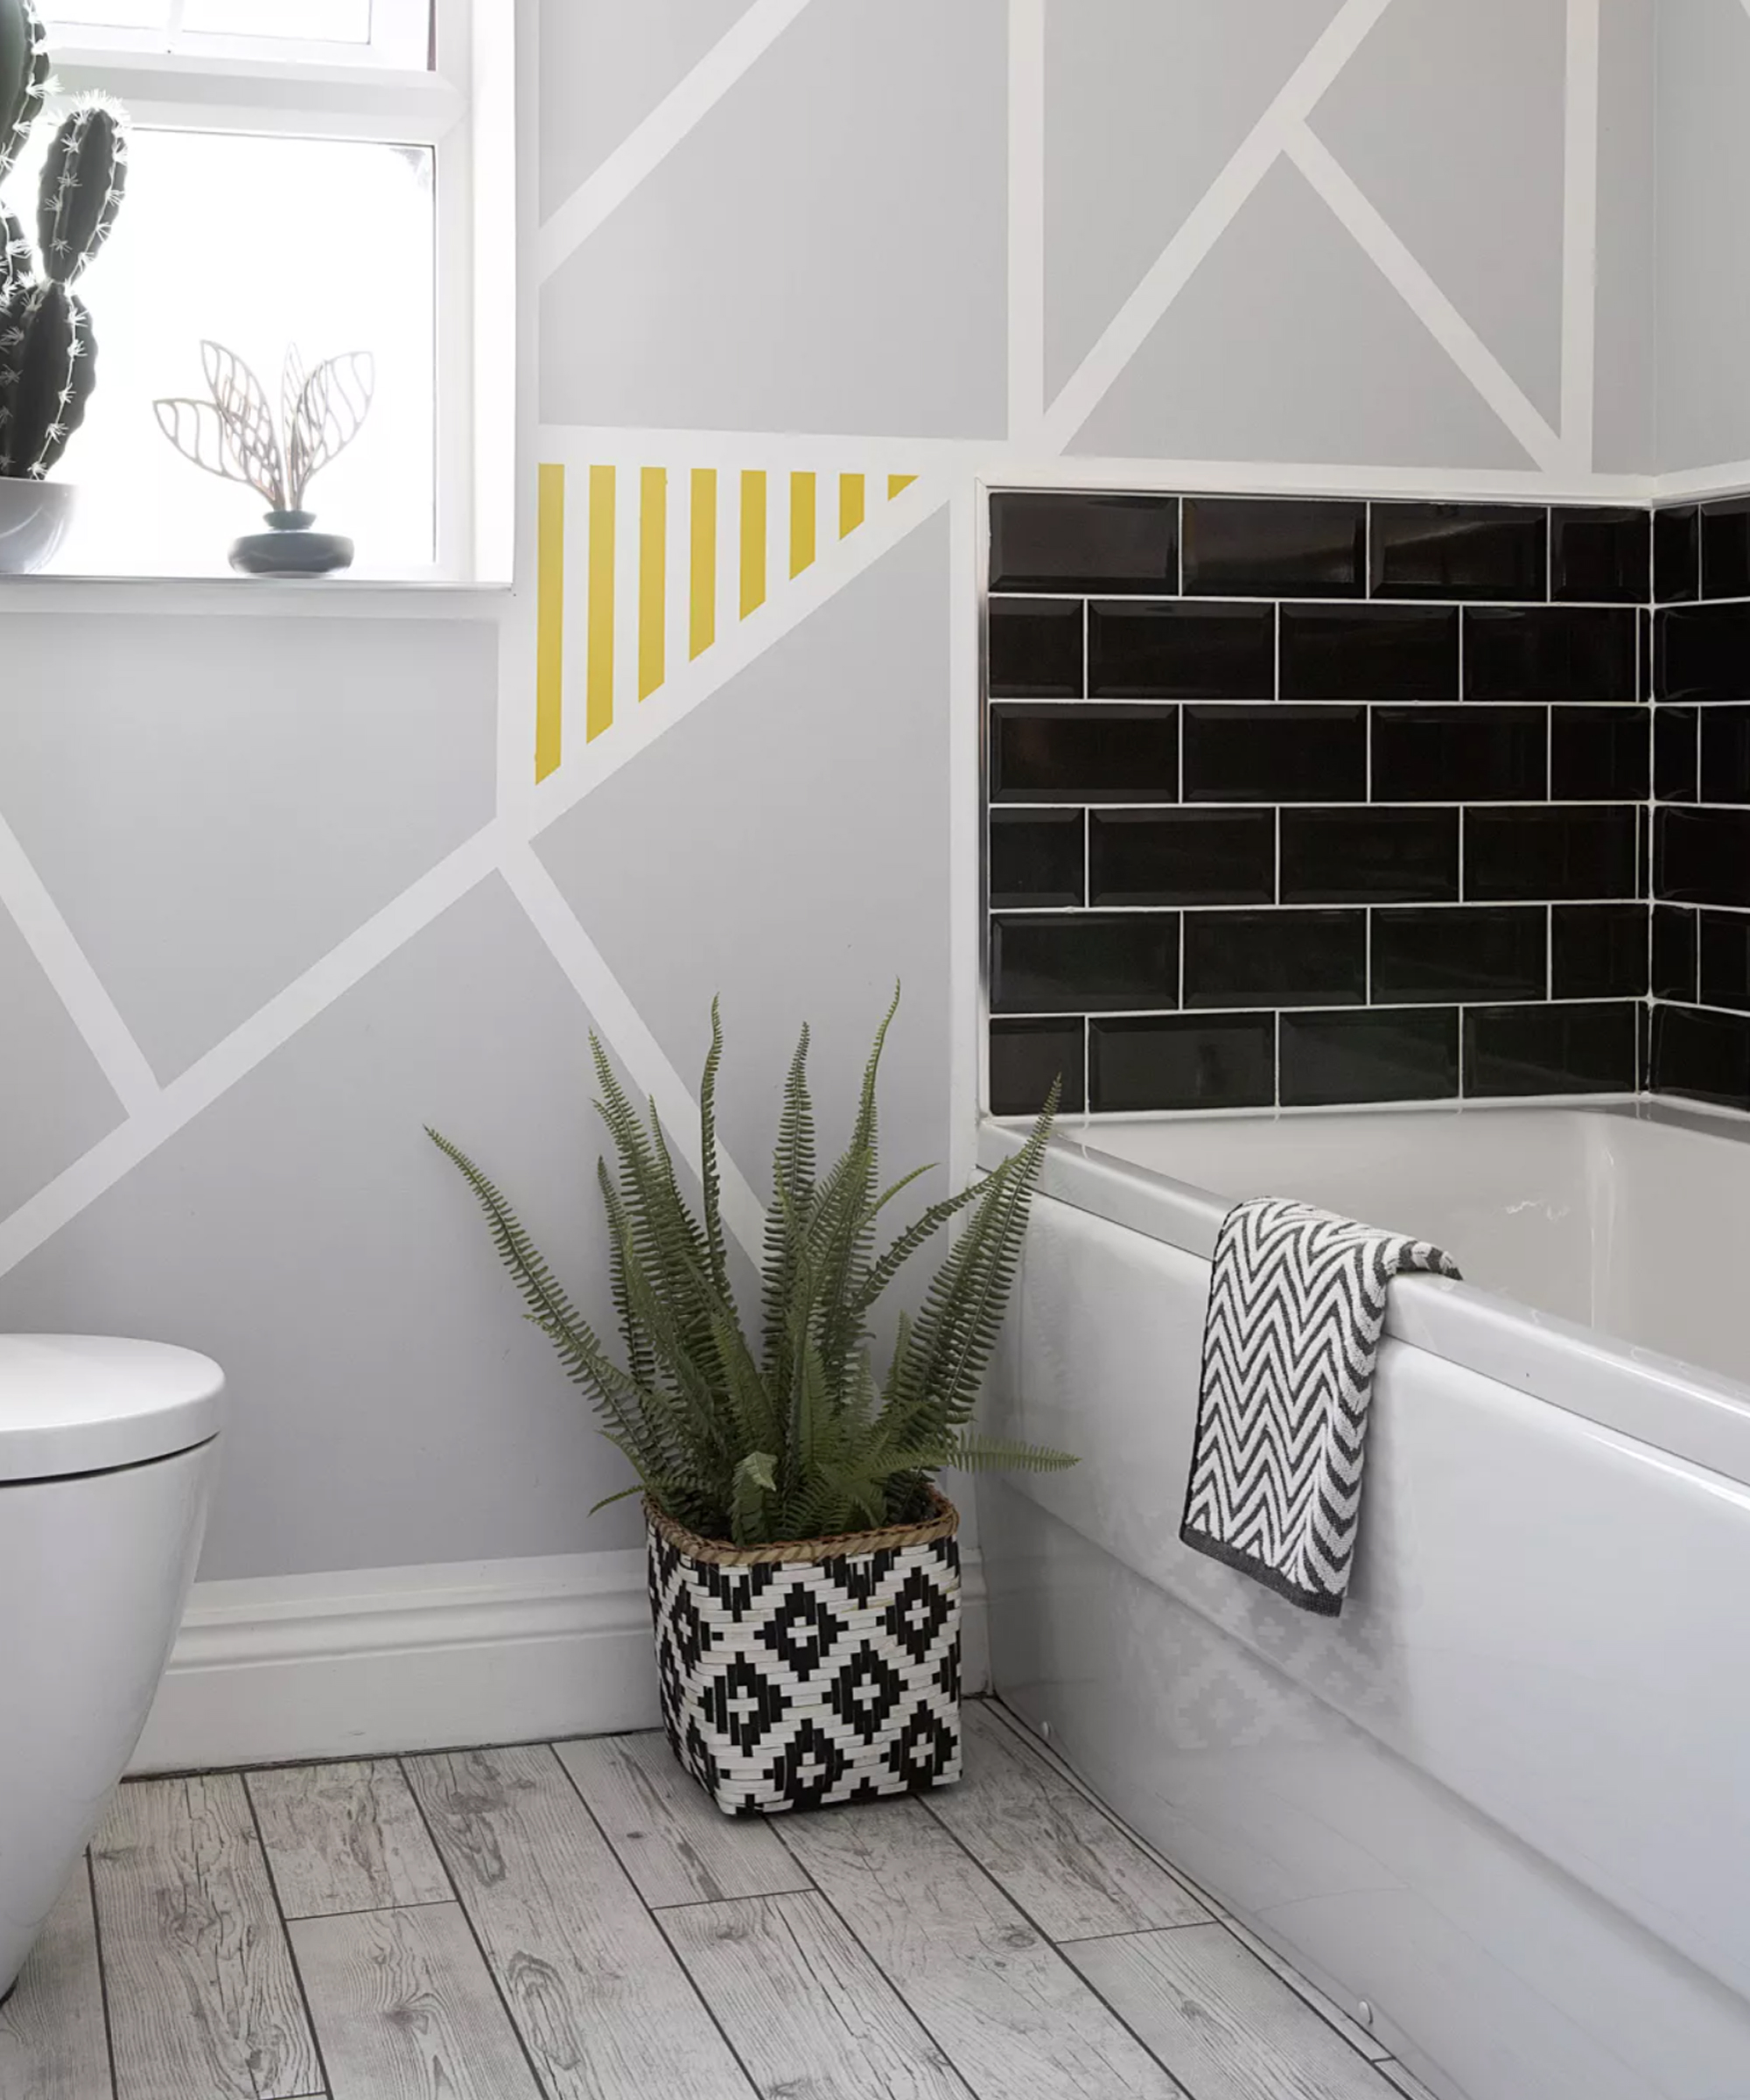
46,0,514,583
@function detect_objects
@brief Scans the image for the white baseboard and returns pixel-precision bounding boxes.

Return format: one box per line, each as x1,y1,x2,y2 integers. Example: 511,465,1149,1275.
131,1544,990,1774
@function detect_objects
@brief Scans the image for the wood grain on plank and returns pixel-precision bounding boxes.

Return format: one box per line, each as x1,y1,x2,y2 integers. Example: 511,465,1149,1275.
662,1890,972,2100
404,1746,751,2100
248,1762,451,1919
0,1866,113,2100
929,1704,1208,1941
1219,1916,1391,2062
777,1796,1185,2099
91,1775,321,2100
555,1732,807,1908
290,1903,539,2100
1066,1925,1401,2100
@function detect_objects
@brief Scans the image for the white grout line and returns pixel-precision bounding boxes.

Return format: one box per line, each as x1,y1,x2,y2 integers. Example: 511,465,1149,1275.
1006,0,1047,448
0,813,160,1119
1286,126,1566,475
1040,0,1398,454
536,0,816,284
1559,0,1602,475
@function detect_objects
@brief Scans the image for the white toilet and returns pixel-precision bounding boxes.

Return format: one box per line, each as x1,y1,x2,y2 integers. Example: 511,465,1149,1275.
0,1335,224,2002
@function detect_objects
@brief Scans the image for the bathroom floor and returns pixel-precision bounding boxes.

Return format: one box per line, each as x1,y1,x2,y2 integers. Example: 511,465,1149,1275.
2,1699,1436,2100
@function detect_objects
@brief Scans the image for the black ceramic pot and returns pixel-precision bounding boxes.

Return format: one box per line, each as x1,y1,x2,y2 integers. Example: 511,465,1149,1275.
229,509,354,578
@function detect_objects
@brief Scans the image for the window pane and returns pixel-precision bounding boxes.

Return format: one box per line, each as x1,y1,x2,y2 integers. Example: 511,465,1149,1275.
43,1,164,29
181,0,372,41
32,130,436,577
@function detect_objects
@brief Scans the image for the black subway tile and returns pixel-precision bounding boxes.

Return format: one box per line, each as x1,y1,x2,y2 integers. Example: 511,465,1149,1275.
1279,1007,1460,1107
1653,906,1698,1003
1371,906,1546,1004
1656,807,1750,907
1699,910,1750,1012
1278,604,1458,702
989,810,1083,907
1089,1012,1275,1113
1551,904,1649,1000
1370,501,1548,600
1655,707,1699,803
1700,706,1750,804
989,598,1082,696
1648,1004,1750,1111
1181,908,1366,1011
1550,707,1650,801
990,912,1178,1014
1463,606,1640,704
1464,1002,1639,1097
990,705,1180,803
990,1018,1085,1116
1371,707,1547,802
1464,807,1642,902
1089,808,1274,906
1089,600,1274,699
1279,806,1459,903
1655,505,1699,604
1550,506,1648,604
1181,497,1365,598
1703,495,1750,600
1656,602,1750,703
1184,704,1367,803
990,491,1178,595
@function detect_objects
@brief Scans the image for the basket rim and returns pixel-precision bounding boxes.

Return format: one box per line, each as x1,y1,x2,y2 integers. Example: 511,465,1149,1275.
645,1486,959,1568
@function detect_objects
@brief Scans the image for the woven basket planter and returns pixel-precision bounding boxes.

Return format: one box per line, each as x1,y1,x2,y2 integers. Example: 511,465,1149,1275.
646,1489,962,1816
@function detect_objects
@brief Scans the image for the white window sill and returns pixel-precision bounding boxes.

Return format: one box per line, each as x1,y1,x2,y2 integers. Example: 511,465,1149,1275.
0,571,514,616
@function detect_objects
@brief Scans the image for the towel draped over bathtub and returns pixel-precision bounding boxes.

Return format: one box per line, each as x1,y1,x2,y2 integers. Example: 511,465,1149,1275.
1180,1197,1461,1616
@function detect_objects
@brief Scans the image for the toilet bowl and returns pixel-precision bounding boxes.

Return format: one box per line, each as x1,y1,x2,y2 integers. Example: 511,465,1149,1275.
0,1335,224,2001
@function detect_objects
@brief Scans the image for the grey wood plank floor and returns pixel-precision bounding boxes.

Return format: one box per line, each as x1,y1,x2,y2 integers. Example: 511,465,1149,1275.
6,1702,1426,2100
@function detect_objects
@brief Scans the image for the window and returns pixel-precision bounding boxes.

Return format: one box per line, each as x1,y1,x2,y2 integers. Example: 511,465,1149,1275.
23,0,510,580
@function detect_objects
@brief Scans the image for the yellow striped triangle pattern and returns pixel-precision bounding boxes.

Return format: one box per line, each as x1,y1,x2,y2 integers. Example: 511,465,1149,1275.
533,462,918,782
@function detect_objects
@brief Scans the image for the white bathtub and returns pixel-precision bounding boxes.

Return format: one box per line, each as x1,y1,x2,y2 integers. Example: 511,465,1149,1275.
977,1102,1750,2100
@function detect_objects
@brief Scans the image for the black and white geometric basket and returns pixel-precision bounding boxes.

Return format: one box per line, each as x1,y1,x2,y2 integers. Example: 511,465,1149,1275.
646,1490,962,1816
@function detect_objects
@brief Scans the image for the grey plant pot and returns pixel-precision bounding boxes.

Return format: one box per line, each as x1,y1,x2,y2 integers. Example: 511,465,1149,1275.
229,510,354,578
0,479,76,575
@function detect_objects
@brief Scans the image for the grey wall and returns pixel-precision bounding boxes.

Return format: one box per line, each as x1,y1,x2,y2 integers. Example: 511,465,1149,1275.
0,1,1670,1586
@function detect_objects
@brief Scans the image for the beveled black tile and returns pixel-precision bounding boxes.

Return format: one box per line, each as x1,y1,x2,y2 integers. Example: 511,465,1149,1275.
1181,497,1365,598
989,598,1083,696
1184,705,1367,803
1370,906,1546,1004
1551,904,1649,1000
1550,707,1650,801
1180,908,1365,1010
1089,600,1274,699
1653,905,1698,1003
1370,502,1548,600
1464,807,1642,901
1089,1012,1275,1113
1655,505,1699,604
1699,910,1750,1012
1463,606,1640,703
1370,707,1547,802
1702,495,1750,601
1656,602,1750,703
1089,808,1274,906
1699,705,1750,804
1464,1001,1639,1097
990,705,1180,802
1278,807,1459,903
990,810,1084,907
990,912,1178,1014
1279,1007,1460,1107
990,491,1179,595
990,1018,1085,1116
1655,706,1699,802
1656,807,1750,907
1550,506,1649,603
1648,1004,1750,1111
1278,604,1458,702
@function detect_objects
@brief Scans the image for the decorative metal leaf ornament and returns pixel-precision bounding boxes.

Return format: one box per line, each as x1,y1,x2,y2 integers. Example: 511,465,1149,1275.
199,338,286,508
154,337,375,516
288,350,374,508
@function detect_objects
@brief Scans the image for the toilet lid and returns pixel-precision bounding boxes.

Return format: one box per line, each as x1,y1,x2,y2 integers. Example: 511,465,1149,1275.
0,1335,226,1482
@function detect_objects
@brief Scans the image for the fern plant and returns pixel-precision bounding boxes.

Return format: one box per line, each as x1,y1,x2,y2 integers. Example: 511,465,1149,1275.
430,994,1072,1547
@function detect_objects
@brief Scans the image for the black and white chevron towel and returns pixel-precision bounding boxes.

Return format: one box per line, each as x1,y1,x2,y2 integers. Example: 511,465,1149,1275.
1180,1198,1461,1616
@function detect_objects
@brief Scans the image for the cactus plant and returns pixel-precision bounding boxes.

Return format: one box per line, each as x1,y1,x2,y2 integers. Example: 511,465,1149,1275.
0,0,128,479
